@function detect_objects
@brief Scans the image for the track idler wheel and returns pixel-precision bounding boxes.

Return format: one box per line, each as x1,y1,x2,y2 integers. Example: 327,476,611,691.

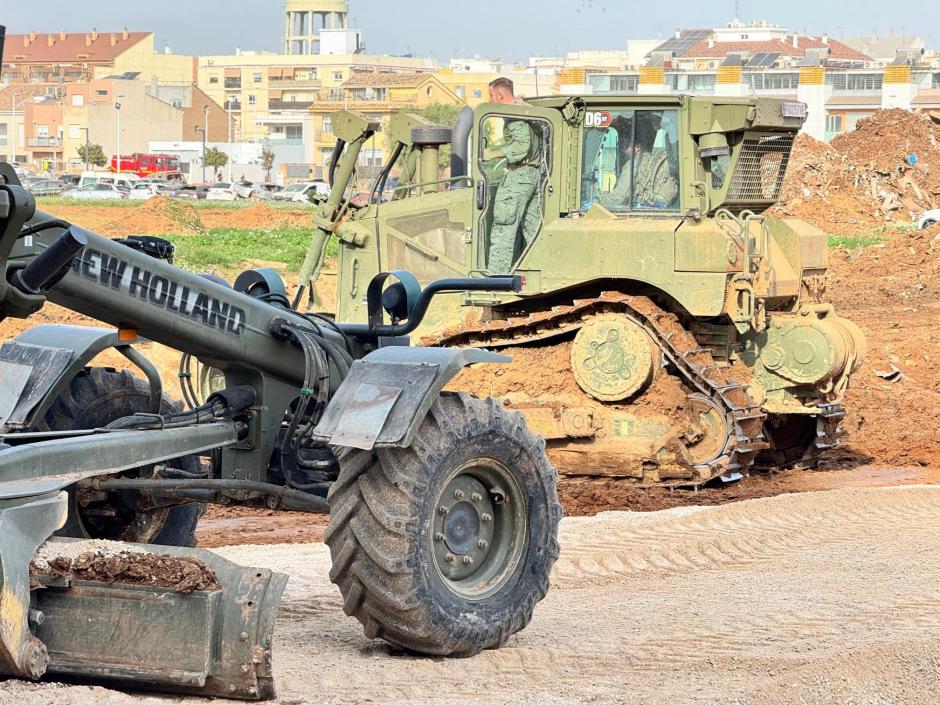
570,313,655,402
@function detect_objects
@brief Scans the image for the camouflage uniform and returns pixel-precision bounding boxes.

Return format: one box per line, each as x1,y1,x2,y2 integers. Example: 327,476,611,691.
487,120,542,272
633,150,677,208
599,148,677,210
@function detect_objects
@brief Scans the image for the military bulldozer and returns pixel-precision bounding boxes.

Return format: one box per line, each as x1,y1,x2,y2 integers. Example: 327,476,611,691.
298,95,865,486
0,26,561,699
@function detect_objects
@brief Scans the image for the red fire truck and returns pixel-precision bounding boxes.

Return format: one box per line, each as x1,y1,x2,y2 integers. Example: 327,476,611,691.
109,153,183,180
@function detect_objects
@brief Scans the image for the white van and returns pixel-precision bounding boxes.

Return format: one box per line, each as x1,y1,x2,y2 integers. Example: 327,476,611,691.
78,171,141,190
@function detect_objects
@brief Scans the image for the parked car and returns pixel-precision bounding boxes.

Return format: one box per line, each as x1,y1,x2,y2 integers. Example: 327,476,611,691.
252,183,283,200
171,184,210,201
206,182,239,201
129,183,162,200
57,174,81,187
78,171,141,190
917,209,940,230
273,181,330,203
27,179,69,197
65,183,129,201
234,181,255,199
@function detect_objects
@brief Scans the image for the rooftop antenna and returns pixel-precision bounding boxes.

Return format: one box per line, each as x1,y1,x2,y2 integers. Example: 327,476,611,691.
734,0,741,20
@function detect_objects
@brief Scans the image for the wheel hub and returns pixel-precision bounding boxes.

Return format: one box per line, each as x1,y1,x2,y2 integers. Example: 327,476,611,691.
571,314,655,402
435,475,496,582
431,460,525,599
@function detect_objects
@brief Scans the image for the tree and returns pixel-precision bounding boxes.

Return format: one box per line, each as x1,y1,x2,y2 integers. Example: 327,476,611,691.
77,143,108,168
204,147,228,169
261,144,275,183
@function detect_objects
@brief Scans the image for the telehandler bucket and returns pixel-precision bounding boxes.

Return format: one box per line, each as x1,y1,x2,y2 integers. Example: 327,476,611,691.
0,427,287,700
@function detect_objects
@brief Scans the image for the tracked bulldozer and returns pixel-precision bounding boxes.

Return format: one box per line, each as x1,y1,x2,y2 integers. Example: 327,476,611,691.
0,24,561,700
298,95,866,487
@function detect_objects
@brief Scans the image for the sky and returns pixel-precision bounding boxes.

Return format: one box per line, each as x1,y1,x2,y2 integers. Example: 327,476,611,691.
1,0,936,61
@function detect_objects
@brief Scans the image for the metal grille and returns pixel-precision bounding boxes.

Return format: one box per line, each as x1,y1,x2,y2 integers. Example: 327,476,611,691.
726,133,794,204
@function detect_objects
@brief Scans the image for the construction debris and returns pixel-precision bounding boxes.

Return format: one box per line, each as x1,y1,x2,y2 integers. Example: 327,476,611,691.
776,109,940,233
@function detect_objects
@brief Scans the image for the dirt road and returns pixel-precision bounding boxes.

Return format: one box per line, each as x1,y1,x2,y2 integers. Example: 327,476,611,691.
7,484,940,705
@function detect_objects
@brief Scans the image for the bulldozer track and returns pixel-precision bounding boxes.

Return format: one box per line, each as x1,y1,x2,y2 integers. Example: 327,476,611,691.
436,292,773,485
437,292,850,484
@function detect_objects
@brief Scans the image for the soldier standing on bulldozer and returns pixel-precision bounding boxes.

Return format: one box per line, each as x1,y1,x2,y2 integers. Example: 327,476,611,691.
487,78,542,272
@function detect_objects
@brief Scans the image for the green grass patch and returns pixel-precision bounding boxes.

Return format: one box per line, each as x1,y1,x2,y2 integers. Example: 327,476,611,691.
162,227,336,272
827,234,886,249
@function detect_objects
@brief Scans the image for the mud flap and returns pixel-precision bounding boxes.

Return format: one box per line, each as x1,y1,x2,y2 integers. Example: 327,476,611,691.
312,346,510,450
31,540,287,700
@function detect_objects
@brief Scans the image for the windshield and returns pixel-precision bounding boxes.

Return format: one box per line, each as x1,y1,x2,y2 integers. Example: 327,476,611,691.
580,108,680,212
283,184,305,193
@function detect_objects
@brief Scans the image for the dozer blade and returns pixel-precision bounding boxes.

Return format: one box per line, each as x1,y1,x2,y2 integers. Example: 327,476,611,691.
0,491,287,700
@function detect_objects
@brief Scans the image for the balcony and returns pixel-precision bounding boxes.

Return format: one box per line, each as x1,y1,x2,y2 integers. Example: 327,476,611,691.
27,137,62,149
269,77,321,89
269,100,314,111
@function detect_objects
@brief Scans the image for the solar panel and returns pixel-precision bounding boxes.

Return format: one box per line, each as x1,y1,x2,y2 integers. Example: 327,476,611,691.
746,52,780,68
652,29,711,57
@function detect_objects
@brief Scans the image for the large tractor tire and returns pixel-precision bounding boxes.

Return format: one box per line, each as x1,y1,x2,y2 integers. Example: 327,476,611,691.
325,393,562,656
40,367,204,547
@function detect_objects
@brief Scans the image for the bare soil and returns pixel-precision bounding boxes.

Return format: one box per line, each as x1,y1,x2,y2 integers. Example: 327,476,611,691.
10,485,940,704
30,550,221,593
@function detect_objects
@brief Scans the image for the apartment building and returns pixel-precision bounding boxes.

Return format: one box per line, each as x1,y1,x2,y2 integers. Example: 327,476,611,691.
577,20,940,141
1,29,195,84
307,70,462,178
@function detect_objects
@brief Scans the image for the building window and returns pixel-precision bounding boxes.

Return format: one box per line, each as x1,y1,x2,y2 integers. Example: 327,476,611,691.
323,116,332,133
455,86,465,98
744,72,799,91
96,89,108,97
68,124,81,139
36,125,49,139
0,124,7,148
71,94,84,106
668,73,716,92
254,72,263,83
248,95,257,105
827,73,883,92
286,125,303,140
209,76,219,84
933,73,940,89
333,71,343,82
472,88,482,99
825,114,844,133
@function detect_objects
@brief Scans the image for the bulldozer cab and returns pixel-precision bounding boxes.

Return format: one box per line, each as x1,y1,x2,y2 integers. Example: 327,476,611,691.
470,104,561,274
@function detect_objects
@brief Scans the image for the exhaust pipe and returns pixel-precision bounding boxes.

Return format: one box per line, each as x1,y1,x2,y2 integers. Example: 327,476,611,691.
449,106,473,186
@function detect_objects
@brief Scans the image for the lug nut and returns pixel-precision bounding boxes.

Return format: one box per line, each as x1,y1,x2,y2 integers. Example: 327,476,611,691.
462,555,474,566
439,506,449,516
445,553,455,563
481,513,492,522
471,492,482,502
435,532,446,542
454,489,465,499
477,539,488,550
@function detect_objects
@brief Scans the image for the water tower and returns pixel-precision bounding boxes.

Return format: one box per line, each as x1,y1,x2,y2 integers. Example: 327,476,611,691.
284,0,349,55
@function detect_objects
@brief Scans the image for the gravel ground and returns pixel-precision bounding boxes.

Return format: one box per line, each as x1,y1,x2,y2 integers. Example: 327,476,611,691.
5,485,940,705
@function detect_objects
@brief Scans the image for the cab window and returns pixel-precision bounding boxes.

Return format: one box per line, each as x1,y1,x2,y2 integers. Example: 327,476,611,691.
477,114,552,273
581,109,680,212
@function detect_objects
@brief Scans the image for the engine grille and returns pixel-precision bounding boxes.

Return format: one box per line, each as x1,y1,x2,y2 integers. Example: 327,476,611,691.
726,132,794,205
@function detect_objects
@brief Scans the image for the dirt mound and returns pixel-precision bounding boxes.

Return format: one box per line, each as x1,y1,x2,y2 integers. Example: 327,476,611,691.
33,550,221,593
826,225,940,467
776,109,940,232
200,203,311,230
